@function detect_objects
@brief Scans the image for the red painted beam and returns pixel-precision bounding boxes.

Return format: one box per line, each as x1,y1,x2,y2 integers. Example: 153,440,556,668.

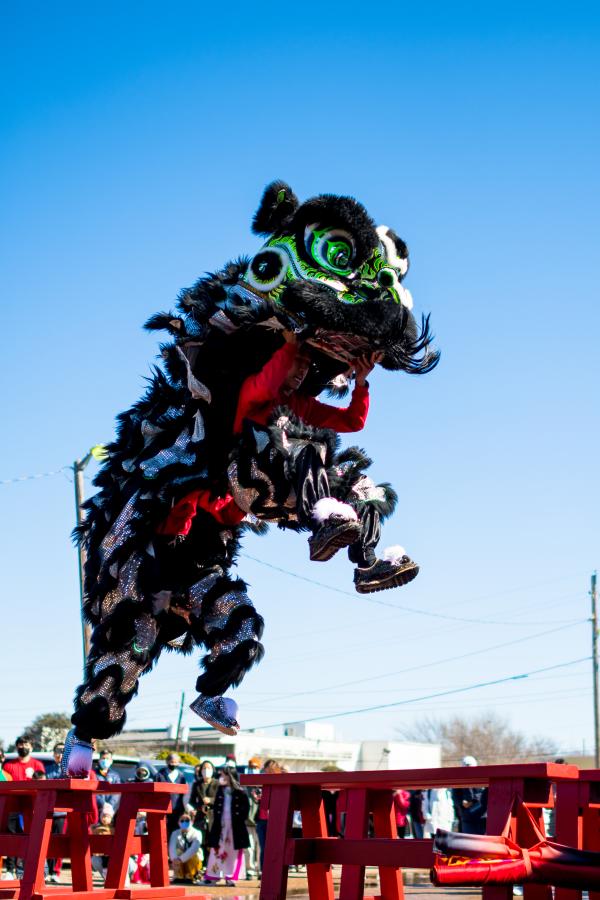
289,838,434,869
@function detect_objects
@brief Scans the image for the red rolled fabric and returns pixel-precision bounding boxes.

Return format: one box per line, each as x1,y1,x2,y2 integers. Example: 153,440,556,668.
431,800,600,890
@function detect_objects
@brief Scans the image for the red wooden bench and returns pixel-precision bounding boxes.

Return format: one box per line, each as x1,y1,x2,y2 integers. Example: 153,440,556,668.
242,762,580,900
555,767,600,900
0,779,188,900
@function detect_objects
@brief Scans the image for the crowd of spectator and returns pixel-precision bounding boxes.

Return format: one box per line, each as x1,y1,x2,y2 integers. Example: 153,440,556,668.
0,737,281,887
0,739,564,892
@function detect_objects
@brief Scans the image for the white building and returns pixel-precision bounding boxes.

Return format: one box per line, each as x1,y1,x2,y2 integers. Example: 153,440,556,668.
110,719,440,771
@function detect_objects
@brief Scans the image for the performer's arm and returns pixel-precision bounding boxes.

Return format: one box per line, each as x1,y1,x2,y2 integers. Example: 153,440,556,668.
293,385,370,432
178,837,201,863
238,341,299,411
291,352,378,433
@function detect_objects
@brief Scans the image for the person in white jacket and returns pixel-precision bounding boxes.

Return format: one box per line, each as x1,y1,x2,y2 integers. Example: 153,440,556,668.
168,814,203,884
423,788,456,837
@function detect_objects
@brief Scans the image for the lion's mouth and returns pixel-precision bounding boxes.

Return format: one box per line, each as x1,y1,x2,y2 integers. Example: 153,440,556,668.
307,329,373,365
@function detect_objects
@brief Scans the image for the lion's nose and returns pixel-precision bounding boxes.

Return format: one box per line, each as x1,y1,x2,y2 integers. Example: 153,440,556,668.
354,281,381,301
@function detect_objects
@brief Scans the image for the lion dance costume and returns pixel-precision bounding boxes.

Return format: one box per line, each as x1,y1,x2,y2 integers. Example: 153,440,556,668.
62,182,439,776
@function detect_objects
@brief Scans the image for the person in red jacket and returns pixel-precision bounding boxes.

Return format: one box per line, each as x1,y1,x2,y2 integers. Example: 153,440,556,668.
158,340,368,558
232,337,371,434
158,334,418,590
231,333,374,562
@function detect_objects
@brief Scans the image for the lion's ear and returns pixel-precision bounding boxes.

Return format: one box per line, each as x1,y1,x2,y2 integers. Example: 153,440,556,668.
252,181,299,236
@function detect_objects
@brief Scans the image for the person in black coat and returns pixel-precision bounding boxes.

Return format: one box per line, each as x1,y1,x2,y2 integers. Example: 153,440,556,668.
203,767,250,885
189,760,219,863
156,752,189,838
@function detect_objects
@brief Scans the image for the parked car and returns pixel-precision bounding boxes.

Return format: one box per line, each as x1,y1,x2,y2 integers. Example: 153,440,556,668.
147,759,196,785
3,751,141,780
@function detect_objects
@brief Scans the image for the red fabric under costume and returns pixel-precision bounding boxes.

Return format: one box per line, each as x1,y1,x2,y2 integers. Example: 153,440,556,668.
431,799,600,890
156,491,246,538
158,342,370,537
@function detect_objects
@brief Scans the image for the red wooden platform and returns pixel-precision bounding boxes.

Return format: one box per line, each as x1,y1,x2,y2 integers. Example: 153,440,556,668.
555,768,600,900
242,763,580,900
0,779,188,900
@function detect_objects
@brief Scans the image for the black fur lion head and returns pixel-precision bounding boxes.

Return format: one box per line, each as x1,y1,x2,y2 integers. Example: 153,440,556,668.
239,181,439,375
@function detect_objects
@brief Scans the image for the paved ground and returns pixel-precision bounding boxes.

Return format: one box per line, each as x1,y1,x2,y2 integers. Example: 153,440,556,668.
85,867,482,898
168,880,481,898
32,865,482,898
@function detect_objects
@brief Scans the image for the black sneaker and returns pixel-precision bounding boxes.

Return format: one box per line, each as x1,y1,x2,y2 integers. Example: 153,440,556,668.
309,516,362,562
354,556,419,593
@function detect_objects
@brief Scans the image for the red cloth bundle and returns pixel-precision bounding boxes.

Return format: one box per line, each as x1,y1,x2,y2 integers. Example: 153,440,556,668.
431,800,600,889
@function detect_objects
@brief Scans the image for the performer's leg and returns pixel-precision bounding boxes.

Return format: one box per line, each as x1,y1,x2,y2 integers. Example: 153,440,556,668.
189,567,264,735
228,421,360,560
63,610,163,775
292,444,361,561
347,502,380,569
348,502,419,594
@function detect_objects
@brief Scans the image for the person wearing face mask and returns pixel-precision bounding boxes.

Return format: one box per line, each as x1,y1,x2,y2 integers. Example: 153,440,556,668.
45,743,67,884
2,737,45,879
203,767,249,886
168,814,203,884
189,761,218,862
156,753,188,839
129,764,154,783
3,735,45,781
244,757,262,879
93,749,121,822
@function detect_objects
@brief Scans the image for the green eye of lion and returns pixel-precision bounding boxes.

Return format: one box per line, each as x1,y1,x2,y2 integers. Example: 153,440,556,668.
327,241,351,269
306,226,355,275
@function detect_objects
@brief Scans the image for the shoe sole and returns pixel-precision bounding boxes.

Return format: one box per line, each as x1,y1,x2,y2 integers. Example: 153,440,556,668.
355,564,420,594
309,523,362,562
195,711,239,736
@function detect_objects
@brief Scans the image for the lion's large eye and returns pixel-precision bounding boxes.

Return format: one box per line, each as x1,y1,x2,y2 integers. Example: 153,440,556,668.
304,226,355,275
245,247,288,292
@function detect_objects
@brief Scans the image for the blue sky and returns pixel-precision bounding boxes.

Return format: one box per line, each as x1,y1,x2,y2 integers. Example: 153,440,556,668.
1,1,599,755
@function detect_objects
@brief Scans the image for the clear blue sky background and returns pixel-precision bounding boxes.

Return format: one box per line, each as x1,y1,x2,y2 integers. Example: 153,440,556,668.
1,1,599,755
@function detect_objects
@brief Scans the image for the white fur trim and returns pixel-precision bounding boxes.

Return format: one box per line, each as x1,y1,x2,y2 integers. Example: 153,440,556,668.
383,545,406,563
398,286,414,310
331,373,349,389
376,225,408,274
312,497,358,523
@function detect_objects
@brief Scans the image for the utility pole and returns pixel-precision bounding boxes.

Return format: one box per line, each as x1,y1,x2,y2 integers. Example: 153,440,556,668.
591,571,599,768
74,451,93,671
175,692,185,752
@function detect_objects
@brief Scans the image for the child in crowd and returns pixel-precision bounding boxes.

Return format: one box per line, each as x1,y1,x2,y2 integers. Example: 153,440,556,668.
91,805,115,882
168,814,203,884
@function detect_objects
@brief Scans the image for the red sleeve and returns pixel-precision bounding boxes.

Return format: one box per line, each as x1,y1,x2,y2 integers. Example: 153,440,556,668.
290,384,370,432
234,342,298,432
155,491,201,536
156,489,246,536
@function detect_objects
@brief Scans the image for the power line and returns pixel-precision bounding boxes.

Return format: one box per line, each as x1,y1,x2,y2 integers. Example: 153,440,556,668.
0,467,70,486
255,656,592,730
240,552,584,627
247,619,588,706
